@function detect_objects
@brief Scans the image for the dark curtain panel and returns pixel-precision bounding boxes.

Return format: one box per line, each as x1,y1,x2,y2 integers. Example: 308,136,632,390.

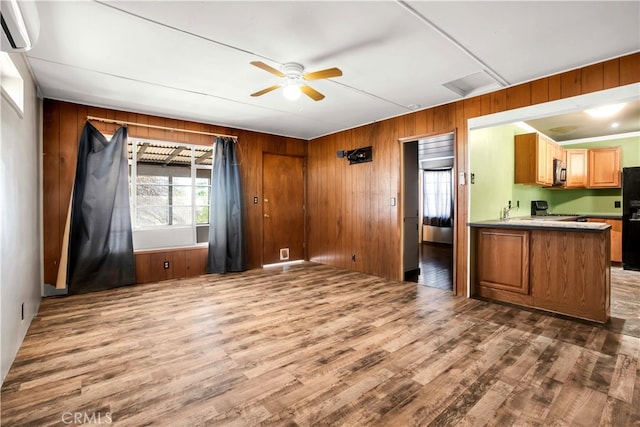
207,137,247,273
67,123,135,294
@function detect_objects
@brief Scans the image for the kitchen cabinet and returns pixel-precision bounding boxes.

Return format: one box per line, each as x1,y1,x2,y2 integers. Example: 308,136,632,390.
587,218,622,262
514,132,564,186
476,228,531,306
529,229,610,323
553,143,566,164
565,149,588,188
588,147,621,188
470,223,611,323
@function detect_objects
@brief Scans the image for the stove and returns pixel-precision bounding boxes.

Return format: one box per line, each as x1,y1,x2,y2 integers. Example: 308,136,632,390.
530,201,585,221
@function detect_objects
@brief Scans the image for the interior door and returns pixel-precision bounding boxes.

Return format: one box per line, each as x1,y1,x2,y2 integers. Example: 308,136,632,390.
262,153,305,265
403,141,420,279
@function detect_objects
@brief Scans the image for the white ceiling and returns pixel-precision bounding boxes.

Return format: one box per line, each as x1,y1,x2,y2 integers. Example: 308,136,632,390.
26,1,640,140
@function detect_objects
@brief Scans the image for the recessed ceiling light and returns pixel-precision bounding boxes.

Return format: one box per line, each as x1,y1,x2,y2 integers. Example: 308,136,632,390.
611,122,620,128
407,104,421,110
585,103,625,118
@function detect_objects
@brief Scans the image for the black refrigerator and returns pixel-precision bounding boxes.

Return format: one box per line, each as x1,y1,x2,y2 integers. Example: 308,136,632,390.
622,167,640,271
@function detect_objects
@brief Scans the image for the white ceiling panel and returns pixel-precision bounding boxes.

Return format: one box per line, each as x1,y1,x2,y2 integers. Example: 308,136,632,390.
410,1,640,84
22,1,640,140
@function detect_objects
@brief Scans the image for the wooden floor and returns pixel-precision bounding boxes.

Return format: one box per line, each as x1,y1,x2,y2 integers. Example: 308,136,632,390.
417,243,453,291
2,263,639,426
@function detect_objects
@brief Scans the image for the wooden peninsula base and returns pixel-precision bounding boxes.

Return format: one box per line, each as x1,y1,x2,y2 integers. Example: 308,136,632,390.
469,220,611,323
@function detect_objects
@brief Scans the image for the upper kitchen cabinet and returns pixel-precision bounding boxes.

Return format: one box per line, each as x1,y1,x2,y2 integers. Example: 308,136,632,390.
588,146,621,188
514,133,563,186
565,149,588,188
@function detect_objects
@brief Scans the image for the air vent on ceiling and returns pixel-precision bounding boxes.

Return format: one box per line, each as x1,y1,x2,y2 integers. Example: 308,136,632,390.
443,70,504,98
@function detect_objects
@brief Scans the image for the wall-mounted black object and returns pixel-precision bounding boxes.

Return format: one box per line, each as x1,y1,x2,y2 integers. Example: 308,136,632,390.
337,146,373,165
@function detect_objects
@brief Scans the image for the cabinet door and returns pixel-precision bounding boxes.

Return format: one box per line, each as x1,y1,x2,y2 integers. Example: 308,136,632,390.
476,229,530,299
588,147,621,188
554,144,566,163
536,137,548,184
586,218,622,262
565,149,588,188
539,136,557,186
530,229,609,323
608,219,622,263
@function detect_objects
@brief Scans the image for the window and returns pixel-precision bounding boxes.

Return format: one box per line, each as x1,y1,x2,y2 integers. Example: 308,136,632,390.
128,138,213,250
0,52,24,117
422,168,453,227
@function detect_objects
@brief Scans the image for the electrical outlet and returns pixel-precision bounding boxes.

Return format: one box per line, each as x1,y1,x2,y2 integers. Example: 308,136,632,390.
163,261,170,269
351,254,356,262
615,201,621,208
253,196,259,204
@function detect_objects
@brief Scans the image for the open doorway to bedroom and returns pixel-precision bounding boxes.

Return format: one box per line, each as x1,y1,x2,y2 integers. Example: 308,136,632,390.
403,133,454,292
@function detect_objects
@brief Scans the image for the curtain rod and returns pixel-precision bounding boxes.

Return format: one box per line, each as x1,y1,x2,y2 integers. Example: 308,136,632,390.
86,116,238,140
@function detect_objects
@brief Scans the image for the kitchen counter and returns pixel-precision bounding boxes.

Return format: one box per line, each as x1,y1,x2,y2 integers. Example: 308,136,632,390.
468,217,610,232
470,222,610,323
578,213,623,219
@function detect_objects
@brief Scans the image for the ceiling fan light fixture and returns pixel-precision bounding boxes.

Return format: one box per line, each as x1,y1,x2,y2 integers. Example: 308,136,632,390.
282,82,301,101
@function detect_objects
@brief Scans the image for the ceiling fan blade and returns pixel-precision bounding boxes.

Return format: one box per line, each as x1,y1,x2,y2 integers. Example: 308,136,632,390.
250,61,285,78
300,85,325,101
251,84,282,97
304,67,343,81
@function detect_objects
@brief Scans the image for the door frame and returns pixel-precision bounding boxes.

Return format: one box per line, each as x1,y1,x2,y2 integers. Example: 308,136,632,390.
261,151,307,266
399,130,457,294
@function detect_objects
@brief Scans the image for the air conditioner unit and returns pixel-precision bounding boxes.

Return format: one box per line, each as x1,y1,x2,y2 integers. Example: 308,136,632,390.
1,0,39,52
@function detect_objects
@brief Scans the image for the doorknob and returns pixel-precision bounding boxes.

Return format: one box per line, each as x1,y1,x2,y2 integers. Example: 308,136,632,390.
264,213,270,218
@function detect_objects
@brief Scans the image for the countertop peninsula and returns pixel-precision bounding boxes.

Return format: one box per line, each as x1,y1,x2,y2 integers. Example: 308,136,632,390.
468,217,610,232
469,219,610,323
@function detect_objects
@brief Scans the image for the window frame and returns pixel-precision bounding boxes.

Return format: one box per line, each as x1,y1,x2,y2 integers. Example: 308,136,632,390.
128,137,213,250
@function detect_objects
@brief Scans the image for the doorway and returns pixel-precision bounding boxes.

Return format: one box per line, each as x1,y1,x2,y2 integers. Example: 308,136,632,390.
402,134,455,291
262,153,305,265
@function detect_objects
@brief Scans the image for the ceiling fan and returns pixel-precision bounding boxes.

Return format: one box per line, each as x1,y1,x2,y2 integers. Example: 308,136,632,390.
250,61,342,101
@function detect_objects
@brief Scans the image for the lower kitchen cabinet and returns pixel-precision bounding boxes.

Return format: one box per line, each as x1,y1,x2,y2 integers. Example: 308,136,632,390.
471,224,610,323
587,218,622,262
529,230,610,322
476,228,532,305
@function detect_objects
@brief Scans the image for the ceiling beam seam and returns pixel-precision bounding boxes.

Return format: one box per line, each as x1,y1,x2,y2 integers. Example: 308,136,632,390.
93,0,415,111
329,80,412,110
27,56,297,115
395,0,510,88
93,0,280,66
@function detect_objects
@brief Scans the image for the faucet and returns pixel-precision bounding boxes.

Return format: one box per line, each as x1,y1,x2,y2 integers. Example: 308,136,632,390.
501,201,513,220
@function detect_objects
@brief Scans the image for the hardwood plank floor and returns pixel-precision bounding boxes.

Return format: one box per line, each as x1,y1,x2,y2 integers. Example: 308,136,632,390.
1,263,638,426
417,243,453,291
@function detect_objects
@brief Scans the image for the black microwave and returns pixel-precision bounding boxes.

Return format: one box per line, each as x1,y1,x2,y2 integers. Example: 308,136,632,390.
553,159,567,186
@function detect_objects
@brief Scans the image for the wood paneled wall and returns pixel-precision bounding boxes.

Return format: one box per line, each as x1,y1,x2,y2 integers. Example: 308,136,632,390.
42,100,306,286
43,53,639,292
307,53,640,296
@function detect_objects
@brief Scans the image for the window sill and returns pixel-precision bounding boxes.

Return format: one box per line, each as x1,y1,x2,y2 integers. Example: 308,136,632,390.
134,243,207,255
